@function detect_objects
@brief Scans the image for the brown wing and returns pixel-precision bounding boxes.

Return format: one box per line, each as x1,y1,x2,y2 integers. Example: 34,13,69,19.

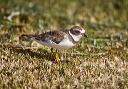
32,30,68,44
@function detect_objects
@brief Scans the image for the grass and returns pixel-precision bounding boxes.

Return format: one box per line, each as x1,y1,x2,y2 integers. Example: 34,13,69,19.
0,0,128,89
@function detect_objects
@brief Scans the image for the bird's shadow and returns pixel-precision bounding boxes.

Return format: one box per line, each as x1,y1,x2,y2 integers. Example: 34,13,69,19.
1,44,71,63
12,47,55,61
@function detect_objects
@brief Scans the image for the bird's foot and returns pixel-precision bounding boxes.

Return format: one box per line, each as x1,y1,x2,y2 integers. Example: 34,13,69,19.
53,52,61,63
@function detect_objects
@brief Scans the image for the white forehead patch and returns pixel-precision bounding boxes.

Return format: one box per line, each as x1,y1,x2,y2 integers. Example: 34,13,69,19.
81,29,85,33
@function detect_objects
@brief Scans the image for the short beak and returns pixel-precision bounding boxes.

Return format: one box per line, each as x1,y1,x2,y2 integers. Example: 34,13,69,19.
83,34,88,37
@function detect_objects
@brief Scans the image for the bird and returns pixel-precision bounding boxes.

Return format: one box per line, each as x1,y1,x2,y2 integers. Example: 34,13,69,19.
20,26,87,63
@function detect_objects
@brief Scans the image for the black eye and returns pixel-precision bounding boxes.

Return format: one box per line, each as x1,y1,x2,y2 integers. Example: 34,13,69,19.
74,30,80,33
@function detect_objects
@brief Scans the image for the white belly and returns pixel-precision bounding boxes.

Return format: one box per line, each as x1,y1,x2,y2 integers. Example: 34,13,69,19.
35,37,75,49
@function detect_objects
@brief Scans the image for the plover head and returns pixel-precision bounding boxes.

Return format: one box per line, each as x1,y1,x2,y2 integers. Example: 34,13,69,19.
69,26,87,41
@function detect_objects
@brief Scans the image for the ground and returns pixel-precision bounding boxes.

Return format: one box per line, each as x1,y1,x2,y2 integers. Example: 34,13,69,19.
0,0,128,89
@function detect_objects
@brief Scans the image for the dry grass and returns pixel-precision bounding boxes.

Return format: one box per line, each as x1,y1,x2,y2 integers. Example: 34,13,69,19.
0,0,128,89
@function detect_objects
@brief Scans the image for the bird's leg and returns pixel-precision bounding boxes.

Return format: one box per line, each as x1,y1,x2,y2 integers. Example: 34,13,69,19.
51,48,53,52
54,49,61,63
51,48,60,63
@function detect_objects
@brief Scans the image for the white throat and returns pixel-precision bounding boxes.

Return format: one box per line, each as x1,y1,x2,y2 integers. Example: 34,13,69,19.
68,31,82,41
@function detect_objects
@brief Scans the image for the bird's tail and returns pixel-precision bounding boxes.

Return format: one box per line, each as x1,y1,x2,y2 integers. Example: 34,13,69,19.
20,34,32,38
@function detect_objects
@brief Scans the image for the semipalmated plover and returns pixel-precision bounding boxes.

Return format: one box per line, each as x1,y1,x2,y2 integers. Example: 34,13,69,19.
20,26,87,63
